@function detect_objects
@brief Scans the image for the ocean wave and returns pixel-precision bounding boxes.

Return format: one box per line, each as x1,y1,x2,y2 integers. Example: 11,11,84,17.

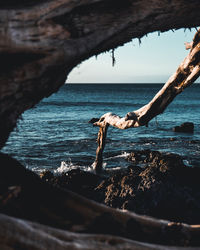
91,162,107,169
183,159,193,167
54,160,93,174
27,165,50,174
104,151,130,160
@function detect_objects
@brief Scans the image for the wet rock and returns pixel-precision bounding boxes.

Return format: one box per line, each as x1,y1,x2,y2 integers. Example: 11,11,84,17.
189,140,199,144
40,168,104,201
40,170,54,182
173,122,194,133
95,150,200,224
2,150,200,226
3,152,200,247
38,150,200,224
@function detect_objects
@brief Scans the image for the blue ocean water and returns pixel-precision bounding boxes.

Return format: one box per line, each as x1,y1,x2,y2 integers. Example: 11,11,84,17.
2,84,200,173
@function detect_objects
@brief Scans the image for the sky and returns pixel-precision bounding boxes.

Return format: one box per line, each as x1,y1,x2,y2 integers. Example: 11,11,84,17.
67,28,198,84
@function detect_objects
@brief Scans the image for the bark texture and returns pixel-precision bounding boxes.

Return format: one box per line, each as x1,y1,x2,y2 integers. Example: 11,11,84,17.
92,28,200,170
1,213,200,250
1,0,200,148
93,124,109,172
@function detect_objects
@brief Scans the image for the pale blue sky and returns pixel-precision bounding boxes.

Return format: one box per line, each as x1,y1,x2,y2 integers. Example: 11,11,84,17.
67,28,198,83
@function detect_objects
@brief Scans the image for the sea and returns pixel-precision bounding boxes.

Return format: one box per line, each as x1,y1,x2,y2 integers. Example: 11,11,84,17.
2,83,200,174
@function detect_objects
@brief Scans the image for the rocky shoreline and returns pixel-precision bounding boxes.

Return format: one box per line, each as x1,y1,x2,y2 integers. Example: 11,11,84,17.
40,150,200,225
1,150,200,247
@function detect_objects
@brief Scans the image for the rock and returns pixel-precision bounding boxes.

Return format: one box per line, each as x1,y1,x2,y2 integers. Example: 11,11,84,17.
173,122,194,133
95,150,200,224
4,149,200,225
41,168,104,201
38,150,200,225
40,170,54,181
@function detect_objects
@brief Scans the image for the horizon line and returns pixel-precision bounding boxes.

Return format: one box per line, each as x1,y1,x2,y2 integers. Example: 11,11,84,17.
66,82,200,84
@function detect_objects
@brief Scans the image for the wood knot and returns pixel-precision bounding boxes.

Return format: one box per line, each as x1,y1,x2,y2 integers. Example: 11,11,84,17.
125,112,137,121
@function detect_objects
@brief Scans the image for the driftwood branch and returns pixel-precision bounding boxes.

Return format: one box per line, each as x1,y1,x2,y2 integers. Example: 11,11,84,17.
92,29,200,171
1,213,200,250
93,124,109,172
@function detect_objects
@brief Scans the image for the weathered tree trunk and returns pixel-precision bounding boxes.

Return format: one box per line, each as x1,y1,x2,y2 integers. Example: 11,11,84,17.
2,213,200,250
1,0,200,148
92,29,200,171
1,213,199,250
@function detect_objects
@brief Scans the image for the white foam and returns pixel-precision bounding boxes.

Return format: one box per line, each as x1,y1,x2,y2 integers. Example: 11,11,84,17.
54,159,93,174
91,162,107,169
103,162,107,168
31,167,44,173
26,165,47,174
104,151,130,160
183,159,192,167
107,166,122,171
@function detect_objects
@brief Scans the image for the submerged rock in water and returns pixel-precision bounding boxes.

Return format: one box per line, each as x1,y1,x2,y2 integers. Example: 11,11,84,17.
173,122,194,133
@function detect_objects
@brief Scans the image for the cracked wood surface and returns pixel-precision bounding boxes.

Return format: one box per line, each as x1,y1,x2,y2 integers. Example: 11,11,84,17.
1,213,200,250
